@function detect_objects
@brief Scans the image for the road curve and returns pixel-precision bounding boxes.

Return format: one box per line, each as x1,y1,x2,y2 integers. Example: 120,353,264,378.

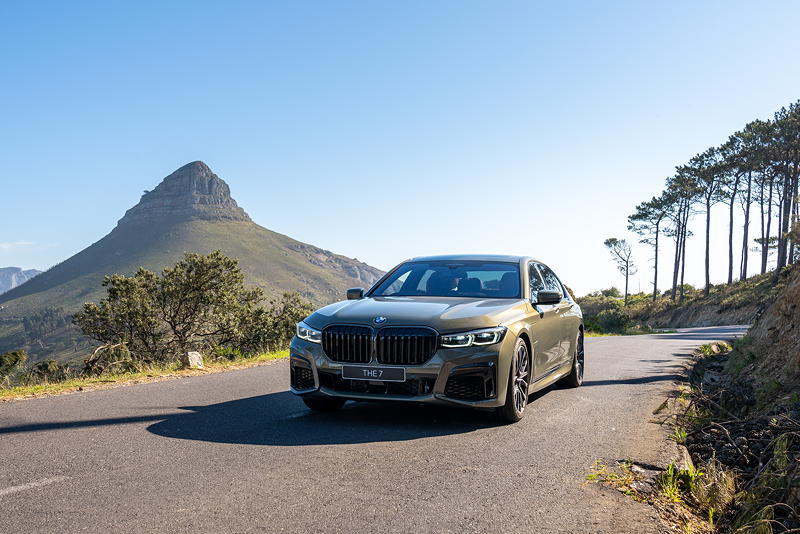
0,326,746,533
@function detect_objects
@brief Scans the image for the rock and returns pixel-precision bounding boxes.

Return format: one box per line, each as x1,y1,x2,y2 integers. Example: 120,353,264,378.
675,444,695,471
116,161,252,227
182,351,204,369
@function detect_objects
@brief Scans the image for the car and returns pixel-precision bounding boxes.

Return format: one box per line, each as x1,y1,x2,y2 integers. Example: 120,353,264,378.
289,254,584,422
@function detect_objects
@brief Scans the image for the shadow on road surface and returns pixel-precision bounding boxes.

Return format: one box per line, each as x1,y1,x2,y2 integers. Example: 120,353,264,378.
0,392,512,445
146,392,505,445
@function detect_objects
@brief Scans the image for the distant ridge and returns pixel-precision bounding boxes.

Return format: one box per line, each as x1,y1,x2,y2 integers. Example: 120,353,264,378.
0,267,42,295
0,161,383,363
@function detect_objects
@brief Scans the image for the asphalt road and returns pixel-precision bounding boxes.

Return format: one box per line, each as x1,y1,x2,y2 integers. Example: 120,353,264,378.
0,325,747,534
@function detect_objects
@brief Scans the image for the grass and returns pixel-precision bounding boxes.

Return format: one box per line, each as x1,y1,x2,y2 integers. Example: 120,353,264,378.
585,459,644,501
696,341,732,357
0,349,289,400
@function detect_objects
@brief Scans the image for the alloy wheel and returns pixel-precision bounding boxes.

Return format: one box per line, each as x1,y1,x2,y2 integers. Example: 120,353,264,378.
513,342,529,414
575,331,585,382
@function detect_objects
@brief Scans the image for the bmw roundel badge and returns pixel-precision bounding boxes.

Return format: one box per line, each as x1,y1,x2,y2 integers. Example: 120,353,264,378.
374,316,387,324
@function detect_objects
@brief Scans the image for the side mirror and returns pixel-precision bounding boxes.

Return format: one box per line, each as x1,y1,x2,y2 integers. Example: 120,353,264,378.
535,290,562,305
347,287,365,300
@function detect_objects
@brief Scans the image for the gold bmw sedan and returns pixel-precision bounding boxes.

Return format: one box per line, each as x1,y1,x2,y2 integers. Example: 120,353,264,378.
289,255,584,422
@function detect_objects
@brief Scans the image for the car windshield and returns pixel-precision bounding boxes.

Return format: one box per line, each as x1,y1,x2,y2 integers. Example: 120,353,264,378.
370,261,521,298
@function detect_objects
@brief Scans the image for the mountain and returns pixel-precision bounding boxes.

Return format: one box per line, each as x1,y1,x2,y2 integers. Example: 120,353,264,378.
0,161,383,362
0,267,42,295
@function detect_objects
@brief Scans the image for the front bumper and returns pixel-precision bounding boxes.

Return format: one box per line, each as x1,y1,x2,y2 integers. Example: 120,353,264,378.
289,335,513,408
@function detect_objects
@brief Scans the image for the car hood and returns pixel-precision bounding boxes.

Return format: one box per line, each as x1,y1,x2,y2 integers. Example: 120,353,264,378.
305,296,528,333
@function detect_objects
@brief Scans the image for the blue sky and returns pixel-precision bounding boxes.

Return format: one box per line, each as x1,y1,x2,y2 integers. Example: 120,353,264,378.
2,1,799,295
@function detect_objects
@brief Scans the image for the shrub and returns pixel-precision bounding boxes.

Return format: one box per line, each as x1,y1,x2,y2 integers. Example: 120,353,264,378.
0,350,27,384
74,251,313,365
576,294,622,317
83,343,139,375
600,287,621,298
23,359,71,383
595,308,633,333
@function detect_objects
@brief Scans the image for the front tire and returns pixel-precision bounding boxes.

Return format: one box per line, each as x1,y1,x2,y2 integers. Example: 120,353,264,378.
496,338,530,423
303,396,346,412
559,329,584,388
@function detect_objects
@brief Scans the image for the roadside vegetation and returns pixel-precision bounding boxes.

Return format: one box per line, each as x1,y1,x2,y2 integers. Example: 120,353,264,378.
667,330,800,533
578,286,673,335
578,267,795,334
591,266,800,533
0,251,309,398
0,349,288,400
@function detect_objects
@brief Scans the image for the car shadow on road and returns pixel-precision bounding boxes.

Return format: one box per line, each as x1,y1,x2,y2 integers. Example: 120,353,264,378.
0,391,557,446
144,392,507,446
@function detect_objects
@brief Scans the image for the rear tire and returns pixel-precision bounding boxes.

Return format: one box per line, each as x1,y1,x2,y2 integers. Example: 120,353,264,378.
303,396,346,412
559,329,584,388
496,338,530,423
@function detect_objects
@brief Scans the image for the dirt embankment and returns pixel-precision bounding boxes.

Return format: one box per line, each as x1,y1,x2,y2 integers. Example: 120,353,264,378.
680,267,800,531
641,302,761,329
628,270,795,329
746,267,800,393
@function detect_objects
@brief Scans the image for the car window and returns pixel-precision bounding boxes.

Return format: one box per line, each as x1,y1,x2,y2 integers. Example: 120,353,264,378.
371,261,521,298
381,270,410,295
537,264,563,297
529,263,545,300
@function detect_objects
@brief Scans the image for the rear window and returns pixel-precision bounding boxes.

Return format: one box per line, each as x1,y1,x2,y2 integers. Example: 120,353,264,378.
371,261,521,298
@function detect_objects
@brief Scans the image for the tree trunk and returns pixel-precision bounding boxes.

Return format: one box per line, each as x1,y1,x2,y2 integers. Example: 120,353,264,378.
652,221,660,301
624,264,629,306
728,192,735,285
680,220,688,303
704,198,712,296
670,206,683,302
773,173,791,283
671,202,686,302
763,178,774,274
740,171,752,280
791,167,799,264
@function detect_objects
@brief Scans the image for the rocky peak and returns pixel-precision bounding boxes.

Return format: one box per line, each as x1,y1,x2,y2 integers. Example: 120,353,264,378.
116,161,252,226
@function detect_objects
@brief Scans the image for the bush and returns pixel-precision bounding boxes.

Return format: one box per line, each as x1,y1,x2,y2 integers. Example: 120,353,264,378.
0,350,27,384
595,309,634,333
600,287,621,298
73,251,313,365
83,343,140,375
576,294,622,317
23,359,71,383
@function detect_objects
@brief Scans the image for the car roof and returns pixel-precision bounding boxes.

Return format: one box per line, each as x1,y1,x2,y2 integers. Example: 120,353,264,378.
406,254,541,264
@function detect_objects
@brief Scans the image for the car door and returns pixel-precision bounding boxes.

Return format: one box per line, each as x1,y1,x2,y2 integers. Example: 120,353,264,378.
537,263,576,367
527,262,562,379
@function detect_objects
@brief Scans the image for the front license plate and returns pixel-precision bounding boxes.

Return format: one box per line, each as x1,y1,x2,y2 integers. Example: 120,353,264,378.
342,365,406,382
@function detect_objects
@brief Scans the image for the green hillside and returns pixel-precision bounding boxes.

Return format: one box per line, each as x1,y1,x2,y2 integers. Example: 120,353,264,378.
0,218,380,314
0,161,382,363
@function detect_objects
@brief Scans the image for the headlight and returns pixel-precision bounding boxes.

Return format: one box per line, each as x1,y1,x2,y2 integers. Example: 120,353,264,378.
441,326,506,348
296,321,322,343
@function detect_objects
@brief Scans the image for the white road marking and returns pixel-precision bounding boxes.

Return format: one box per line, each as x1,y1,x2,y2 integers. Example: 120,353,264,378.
0,476,69,498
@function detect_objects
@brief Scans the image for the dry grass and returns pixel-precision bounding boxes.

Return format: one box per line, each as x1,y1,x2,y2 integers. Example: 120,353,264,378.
0,349,288,401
